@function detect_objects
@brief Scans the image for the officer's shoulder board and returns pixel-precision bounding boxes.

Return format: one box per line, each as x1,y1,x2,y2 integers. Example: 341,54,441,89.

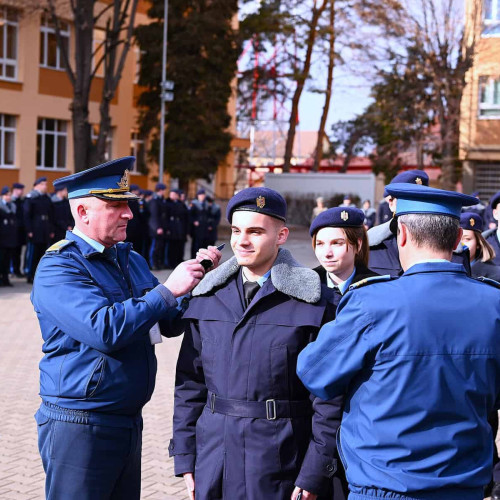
349,274,395,291
46,239,74,254
475,276,500,289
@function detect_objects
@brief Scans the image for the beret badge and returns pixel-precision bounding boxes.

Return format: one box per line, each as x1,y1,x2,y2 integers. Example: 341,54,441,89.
415,177,423,185
470,217,475,227
256,196,266,209
341,210,349,221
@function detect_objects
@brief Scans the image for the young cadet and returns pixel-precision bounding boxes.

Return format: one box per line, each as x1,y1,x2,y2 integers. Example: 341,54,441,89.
171,187,342,500
483,191,500,265
298,184,500,500
311,206,377,308
31,157,221,500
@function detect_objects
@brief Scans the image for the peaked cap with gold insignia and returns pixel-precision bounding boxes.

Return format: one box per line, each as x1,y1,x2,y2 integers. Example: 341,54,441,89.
53,156,139,201
226,187,287,223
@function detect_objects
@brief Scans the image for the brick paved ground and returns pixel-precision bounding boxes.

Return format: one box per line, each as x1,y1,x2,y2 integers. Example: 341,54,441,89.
0,229,318,499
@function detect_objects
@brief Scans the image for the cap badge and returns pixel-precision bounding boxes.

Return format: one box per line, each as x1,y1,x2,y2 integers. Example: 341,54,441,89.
117,169,130,190
256,196,266,209
470,217,475,227
415,177,423,185
341,210,349,221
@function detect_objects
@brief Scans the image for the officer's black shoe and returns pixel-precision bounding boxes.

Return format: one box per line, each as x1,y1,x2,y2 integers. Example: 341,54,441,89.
491,481,500,499
14,272,24,278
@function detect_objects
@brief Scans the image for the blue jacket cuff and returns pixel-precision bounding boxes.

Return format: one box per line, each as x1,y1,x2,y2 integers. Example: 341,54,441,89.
173,454,196,477
152,284,177,308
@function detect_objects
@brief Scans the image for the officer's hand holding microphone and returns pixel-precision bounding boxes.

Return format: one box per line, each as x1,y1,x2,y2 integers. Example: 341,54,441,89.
164,245,223,297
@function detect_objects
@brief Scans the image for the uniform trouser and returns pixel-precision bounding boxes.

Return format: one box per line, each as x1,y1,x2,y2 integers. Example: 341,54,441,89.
11,244,23,274
37,416,142,500
150,236,165,269
191,234,204,259
0,247,13,283
489,411,500,482
25,241,49,280
168,239,185,268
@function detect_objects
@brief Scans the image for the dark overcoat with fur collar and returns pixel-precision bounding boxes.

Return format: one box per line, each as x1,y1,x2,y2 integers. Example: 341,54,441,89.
170,248,342,499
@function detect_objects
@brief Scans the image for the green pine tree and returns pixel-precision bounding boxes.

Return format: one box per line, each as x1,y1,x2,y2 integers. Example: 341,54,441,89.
135,0,239,182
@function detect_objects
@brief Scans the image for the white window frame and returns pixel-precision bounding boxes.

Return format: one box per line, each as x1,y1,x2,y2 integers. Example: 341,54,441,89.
130,131,145,173
91,125,113,160
40,15,70,71
0,114,16,168
92,29,105,78
37,118,68,169
484,0,500,22
478,76,500,118
0,7,18,81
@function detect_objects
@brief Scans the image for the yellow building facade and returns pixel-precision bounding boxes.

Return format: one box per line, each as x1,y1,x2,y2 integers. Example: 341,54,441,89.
0,1,239,199
460,0,500,199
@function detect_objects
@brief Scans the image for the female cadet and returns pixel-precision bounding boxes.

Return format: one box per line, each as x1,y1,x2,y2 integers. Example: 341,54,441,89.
310,206,378,308
460,212,500,281
307,206,378,500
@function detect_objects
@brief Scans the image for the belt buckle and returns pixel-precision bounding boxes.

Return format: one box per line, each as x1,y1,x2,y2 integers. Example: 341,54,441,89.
210,393,215,413
266,399,276,420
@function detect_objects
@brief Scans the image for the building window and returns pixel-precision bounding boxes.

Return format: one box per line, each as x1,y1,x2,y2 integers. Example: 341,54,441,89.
37,118,67,169
130,131,146,173
92,29,105,78
0,114,16,167
479,76,500,118
485,0,500,21
40,15,70,70
0,7,18,80
91,125,113,160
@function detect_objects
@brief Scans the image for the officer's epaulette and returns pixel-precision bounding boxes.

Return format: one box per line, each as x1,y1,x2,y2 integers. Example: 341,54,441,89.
46,239,73,253
349,274,394,291
475,276,500,289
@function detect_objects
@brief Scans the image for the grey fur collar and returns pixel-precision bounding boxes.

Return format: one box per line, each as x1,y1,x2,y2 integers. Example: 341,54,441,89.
192,247,321,303
368,220,392,246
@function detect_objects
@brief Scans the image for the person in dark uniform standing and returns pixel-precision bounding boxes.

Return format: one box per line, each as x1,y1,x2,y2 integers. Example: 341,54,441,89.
11,182,25,277
24,176,54,283
368,170,470,276
126,184,147,258
298,184,500,500
377,197,392,225
148,182,168,270
483,191,500,265
461,212,500,280
0,186,18,286
171,187,343,500
311,207,378,308
189,188,209,258
166,188,189,268
31,156,221,500
204,195,221,247
51,185,73,243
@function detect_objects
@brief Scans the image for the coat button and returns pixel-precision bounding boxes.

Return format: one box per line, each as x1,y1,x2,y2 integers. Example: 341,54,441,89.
326,464,334,472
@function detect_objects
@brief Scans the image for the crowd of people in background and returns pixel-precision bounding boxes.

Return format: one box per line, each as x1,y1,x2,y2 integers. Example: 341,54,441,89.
0,179,221,287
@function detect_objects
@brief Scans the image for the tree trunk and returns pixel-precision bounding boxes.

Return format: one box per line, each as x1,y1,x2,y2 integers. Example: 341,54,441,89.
313,0,335,172
283,0,328,172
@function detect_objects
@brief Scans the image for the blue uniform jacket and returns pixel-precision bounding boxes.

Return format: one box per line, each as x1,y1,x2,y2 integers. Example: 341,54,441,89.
484,229,500,265
31,231,184,418
297,261,500,500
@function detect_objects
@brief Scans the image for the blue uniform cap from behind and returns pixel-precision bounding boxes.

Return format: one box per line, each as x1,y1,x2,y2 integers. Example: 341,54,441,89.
385,183,479,219
309,207,364,237
53,156,139,201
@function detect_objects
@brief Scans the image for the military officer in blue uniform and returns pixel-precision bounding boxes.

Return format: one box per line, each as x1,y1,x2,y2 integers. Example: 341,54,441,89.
50,185,73,242
24,176,55,283
483,191,500,265
189,188,210,258
31,156,221,500
166,188,189,267
368,170,470,276
297,184,500,500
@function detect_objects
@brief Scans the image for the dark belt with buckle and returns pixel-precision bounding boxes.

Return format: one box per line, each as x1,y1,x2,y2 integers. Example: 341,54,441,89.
206,392,312,420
